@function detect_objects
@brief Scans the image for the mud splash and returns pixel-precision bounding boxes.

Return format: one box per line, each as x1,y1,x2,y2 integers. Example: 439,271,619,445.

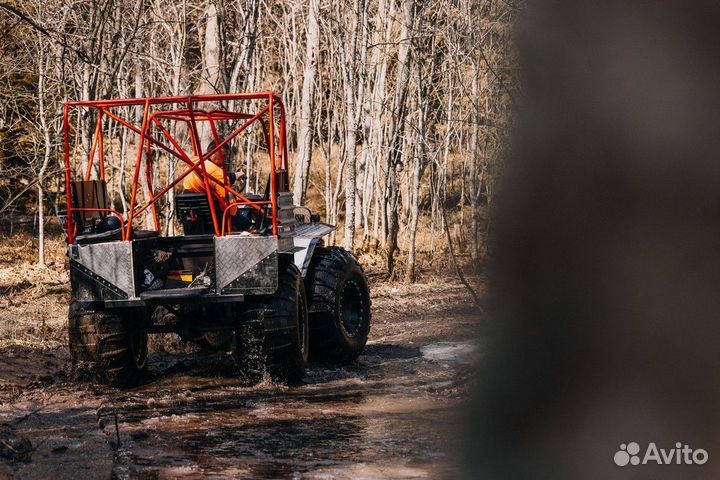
103,341,472,479
0,278,482,479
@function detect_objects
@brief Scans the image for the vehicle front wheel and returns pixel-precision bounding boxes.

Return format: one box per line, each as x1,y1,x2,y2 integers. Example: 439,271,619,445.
305,247,371,363
234,256,308,384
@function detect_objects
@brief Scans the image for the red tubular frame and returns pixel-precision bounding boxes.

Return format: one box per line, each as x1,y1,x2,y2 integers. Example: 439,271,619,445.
64,93,286,244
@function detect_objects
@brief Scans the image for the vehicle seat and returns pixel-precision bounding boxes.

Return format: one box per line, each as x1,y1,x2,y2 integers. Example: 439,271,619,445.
175,192,273,236
176,192,220,235
70,180,159,244
70,180,110,235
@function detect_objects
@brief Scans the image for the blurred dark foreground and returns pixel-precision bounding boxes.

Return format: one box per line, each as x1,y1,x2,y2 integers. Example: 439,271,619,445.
464,2,720,479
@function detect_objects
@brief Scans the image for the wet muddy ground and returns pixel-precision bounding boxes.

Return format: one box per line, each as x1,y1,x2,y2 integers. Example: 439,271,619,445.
0,277,483,479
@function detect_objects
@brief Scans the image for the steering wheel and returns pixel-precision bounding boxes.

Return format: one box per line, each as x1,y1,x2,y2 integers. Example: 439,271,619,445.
236,175,248,193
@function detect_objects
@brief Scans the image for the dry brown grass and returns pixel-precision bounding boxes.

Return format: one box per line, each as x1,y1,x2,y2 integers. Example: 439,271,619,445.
0,233,69,350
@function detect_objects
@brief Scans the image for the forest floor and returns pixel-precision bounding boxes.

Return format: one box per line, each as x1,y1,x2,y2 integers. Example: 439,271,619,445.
0,233,484,479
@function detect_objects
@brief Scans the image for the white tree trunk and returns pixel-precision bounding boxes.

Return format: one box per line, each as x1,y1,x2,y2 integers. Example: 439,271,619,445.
406,142,420,282
469,60,480,262
384,0,415,275
340,0,365,250
199,3,221,149
293,0,320,205
37,46,51,266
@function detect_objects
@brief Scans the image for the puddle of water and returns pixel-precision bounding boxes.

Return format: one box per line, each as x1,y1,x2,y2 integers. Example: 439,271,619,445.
304,462,431,479
420,342,482,364
8,338,477,479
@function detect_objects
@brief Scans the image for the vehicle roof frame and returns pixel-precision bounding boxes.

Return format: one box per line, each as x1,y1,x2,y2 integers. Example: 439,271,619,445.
63,93,288,243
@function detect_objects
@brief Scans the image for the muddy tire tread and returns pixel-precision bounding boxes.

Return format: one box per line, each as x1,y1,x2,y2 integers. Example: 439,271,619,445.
305,247,371,362
235,258,308,384
68,300,147,387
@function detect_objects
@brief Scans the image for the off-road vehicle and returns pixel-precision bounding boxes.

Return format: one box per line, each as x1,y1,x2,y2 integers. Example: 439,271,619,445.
63,93,371,386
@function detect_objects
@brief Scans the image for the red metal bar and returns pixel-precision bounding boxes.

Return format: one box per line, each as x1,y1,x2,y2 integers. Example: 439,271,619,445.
151,116,193,163
188,117,200,160
64,94,287,242
126,99,152,240
98,113,105,181
102,104,268,195
67,92,276,108
216,184,264,215
132,153,218,219
84,114,103,181
102,108,188,164
207,114,233,233
132,117,265,220
186,97,221,236
152,110,255,122
188,106,270,163
204,111,255,120
220,200,272,235
208,115,227,188
64,104,74,243
144,130,159,231
268,94,278,236
102,106,265,216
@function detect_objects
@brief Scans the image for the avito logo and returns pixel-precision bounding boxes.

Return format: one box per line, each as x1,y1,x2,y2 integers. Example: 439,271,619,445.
614,442,708,466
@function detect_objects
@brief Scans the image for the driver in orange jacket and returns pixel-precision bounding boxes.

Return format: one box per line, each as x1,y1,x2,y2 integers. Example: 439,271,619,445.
182,140,250,228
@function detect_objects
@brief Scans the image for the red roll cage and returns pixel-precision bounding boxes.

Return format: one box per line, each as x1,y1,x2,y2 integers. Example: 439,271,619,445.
63,93,289,244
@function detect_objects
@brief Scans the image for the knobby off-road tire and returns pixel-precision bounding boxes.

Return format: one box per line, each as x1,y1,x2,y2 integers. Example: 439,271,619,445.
305,246,371,362
68,300,148,387
234,256,309,384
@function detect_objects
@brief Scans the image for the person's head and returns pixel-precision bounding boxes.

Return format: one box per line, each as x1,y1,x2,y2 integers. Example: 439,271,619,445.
207,139,231,167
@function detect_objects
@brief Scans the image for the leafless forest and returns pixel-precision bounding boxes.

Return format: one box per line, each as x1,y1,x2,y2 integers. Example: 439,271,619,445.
0,0,516,280
0,1,518,476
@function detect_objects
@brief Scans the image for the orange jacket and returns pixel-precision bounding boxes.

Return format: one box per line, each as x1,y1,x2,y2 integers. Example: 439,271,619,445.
181,158,237,215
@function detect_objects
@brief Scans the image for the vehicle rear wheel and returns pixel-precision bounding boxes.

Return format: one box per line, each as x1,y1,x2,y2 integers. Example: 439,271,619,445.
234,256,309,384
68,301,148,386
305,247,371,362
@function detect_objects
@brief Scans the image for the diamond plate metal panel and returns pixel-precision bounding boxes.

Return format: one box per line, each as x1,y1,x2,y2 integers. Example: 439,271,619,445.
294,223,335,238
70,241,135,298
223,252,278,294
214,236,278,293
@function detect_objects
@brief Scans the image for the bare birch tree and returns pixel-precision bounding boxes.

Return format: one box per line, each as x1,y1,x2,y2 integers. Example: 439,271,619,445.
293,0,320,205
